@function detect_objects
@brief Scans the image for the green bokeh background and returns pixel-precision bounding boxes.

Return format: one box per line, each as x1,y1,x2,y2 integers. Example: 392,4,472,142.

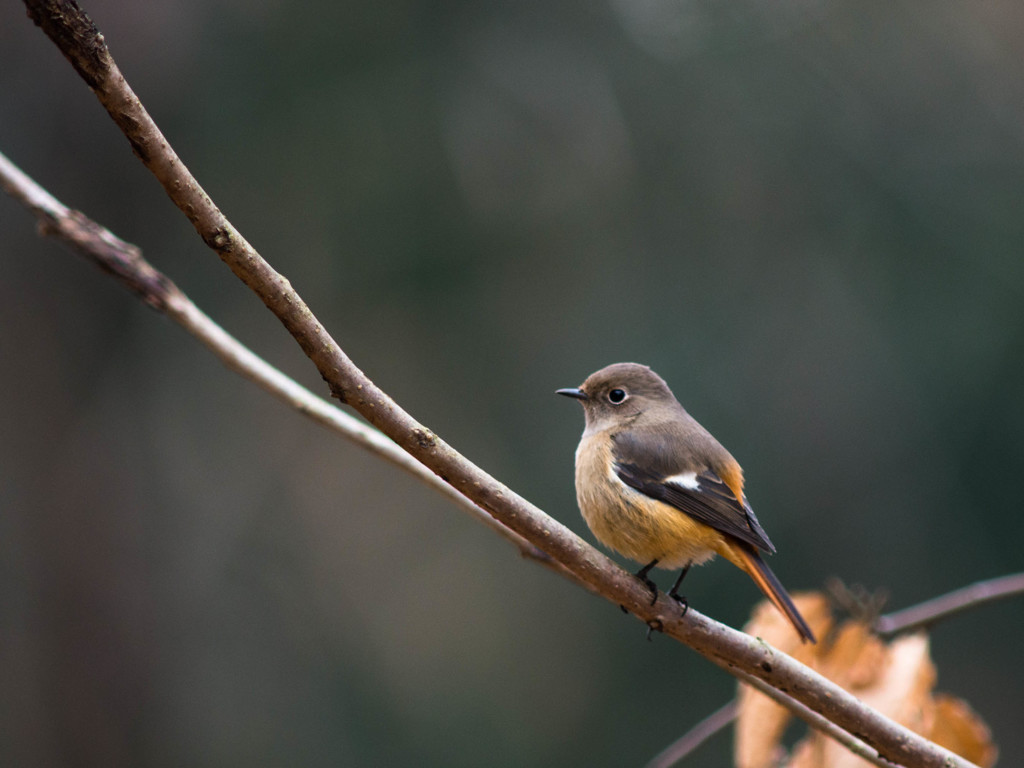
2,1,1022,765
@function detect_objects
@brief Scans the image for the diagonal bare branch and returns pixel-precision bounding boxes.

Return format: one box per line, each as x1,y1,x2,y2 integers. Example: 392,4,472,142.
644,701,737,768
874,572,1024,638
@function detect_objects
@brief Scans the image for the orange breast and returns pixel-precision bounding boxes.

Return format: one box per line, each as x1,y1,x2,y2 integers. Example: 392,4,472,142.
574,431,724,569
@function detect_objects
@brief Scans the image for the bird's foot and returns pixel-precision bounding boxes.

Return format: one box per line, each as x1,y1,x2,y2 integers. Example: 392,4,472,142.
645,618,664,642
620,576,658,614
634,559,660,606
640,577,659,606
668,591,689,620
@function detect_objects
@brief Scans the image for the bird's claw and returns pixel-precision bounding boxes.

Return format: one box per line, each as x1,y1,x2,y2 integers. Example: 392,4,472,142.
669,591,689,619
645,618,663,641
642,578,658,606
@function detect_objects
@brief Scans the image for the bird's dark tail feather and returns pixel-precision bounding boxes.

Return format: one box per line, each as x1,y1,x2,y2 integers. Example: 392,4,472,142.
734,544,816,644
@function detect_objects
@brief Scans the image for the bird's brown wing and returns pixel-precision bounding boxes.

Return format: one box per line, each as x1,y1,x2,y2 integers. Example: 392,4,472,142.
612,432,776,554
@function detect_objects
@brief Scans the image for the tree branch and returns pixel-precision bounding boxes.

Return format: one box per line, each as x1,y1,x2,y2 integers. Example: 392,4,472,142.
17,2,983,766
874,572,1024,638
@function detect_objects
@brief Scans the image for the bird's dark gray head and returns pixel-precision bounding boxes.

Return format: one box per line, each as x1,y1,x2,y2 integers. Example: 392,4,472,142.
557,363,679,432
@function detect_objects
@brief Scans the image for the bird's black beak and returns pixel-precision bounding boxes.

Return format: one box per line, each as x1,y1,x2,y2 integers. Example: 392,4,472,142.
556,387,588,401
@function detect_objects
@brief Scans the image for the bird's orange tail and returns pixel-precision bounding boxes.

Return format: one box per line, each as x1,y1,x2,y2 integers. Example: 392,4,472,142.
730,543,816,643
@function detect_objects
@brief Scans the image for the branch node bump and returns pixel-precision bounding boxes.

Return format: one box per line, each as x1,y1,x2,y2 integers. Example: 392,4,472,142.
203,226,233,253
412,428,437,449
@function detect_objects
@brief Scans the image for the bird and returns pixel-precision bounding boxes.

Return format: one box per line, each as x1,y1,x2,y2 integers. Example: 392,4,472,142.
558,362,815,643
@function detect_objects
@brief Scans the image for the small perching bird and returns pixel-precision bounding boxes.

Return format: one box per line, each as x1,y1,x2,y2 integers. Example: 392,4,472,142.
558,362,815,643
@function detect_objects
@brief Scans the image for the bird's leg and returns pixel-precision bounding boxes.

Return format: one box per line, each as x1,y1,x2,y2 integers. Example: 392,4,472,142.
635,559,660,606
667,564,691,618
619,559,660,617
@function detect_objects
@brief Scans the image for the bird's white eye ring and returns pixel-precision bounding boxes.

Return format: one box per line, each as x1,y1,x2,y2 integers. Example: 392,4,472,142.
608,388,627,404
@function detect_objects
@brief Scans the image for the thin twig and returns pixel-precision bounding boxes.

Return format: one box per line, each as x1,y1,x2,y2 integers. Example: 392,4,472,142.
650,661,898,768
874,572,1024,638
17,3,982,767
645,680,889,768
648,680,892,768
644,700,737,768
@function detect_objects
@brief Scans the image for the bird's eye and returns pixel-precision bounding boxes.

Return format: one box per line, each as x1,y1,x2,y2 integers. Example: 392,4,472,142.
608,388,627,404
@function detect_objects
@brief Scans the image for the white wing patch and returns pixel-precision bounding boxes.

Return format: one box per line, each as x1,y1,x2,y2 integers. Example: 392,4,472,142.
665,471,700,490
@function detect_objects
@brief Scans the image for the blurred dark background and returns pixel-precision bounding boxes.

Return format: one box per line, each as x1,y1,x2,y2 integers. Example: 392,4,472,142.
2,1,1022,765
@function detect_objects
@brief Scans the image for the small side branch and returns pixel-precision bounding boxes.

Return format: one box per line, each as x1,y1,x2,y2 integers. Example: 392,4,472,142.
644,701,737,768
874,572,1024,637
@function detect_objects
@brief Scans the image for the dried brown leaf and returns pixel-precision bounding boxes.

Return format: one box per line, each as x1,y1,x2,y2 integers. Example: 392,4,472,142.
930,694,997,768
733,594,997,768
